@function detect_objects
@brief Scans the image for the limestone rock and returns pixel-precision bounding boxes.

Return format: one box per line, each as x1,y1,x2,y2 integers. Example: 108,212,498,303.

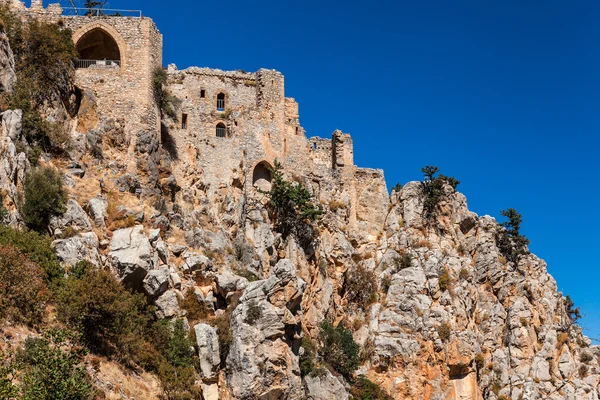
49,199,93,234
52,232,101,267
108,225,154,289
87,197,107,227
194,323,220,380
155,290,180,319
0,33,16,94
142,269,170,299
1,110,21,141
304,368,348,400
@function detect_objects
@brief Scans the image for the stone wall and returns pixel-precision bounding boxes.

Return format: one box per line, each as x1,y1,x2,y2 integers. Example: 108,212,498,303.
6,1,163,164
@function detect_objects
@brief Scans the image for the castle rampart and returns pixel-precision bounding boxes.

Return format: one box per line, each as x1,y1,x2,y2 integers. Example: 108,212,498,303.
2,0,388,231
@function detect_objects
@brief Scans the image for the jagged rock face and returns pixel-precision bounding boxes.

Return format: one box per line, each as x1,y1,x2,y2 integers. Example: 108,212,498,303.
0,32,16,94
227,259,306,400
108,225,156,290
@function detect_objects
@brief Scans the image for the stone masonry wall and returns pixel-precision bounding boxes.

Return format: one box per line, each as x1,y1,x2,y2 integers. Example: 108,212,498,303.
8,1,163,165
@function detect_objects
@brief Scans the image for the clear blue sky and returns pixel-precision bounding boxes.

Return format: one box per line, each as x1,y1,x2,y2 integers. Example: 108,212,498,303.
49,1,600,339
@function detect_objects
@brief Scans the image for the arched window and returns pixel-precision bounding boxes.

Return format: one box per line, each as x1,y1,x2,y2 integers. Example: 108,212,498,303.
216,93,225,111
75,28,121,68
216,123,226,138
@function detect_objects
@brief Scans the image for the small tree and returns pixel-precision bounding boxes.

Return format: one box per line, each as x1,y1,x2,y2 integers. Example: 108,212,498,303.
153,67,181,122
20,166,67,232
0,245,50,325
420,166,460,222
495,208,530,263
84,0,108,15
565,295,581,323
19,330,94,400
264,160,322,249
318,321,360,379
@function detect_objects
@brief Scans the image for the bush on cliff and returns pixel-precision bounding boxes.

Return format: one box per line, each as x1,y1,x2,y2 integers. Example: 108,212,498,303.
0,225,63,283
495,208,530,263
54,268,156,368
264,160,322,249
0,244,50,325
18,330,94,400
420,165,460,222
0,6,75,152
20,166,67,233
318,321,360,379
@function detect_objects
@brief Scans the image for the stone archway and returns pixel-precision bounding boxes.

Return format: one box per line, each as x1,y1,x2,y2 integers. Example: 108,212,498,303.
73,22,127,67
252,161,273,191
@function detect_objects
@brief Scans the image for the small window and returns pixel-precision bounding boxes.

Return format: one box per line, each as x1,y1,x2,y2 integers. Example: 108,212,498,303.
200,89,205,98
216,123,226,138
181,114,188,129
216,93,225,111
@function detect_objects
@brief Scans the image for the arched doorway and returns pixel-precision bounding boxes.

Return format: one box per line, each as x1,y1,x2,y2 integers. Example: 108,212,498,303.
252,161,273,191
75,28,121,68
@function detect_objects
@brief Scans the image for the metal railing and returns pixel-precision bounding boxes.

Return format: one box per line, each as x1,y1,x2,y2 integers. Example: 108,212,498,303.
61,7,142,18
76,59,121,69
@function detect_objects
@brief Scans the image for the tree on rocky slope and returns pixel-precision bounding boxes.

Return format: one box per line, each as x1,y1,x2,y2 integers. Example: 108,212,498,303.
496,208,530,263
20,166,67,233
420,165,460,222
264,160,322,250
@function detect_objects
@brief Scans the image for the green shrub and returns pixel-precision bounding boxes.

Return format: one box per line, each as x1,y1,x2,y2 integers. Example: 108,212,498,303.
344,265,377,310
349,376,392,400
391,182,402,193
420,166,459,222
381,276,392,294
20,166,67,232
319,321,360,379
245,299,263,325
580,351,593,364
0,6,76,152
157,362,200,400
459,268,469,280
0,245,49,325
495,208,530,263
0,351,19,399
0,225,63,283
165,319,195,368
474,353,485,370
299,336,316,378
153,67,181,122
565,295,581,323
55,268,155,368
264,160,322,249
18,330,94,400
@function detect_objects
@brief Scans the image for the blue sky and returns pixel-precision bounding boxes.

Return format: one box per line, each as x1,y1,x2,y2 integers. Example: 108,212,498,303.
48,1,599,338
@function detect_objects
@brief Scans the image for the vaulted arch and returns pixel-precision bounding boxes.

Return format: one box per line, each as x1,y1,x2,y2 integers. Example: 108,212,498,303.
73,22,126,67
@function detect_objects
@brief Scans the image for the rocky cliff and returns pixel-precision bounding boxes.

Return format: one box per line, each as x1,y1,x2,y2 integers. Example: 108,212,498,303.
0,22,598,400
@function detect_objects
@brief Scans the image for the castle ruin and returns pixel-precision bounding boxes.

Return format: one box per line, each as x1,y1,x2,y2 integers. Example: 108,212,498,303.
6,0,389,232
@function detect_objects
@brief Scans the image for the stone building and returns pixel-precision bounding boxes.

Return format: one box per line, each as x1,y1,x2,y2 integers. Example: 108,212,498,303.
4,0,389,231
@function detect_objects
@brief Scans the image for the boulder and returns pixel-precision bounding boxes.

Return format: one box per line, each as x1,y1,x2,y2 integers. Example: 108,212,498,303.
87,197,107,227
304,368,348,400
155,290,180,319
109,225,154,289
49,199,93,234
1,109,21,141
194,323,220,379
142,269,170,299
52,232,101,267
